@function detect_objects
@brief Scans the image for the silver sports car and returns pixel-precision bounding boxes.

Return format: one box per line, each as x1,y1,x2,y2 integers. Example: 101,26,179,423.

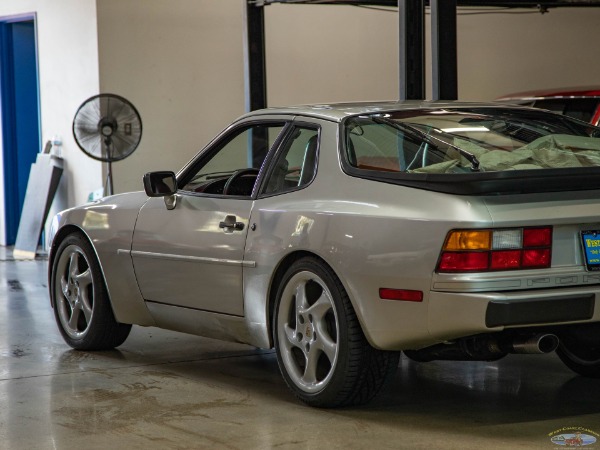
49,101,600,407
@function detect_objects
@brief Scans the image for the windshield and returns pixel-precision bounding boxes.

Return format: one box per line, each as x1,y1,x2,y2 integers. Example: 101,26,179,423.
344,107,600,174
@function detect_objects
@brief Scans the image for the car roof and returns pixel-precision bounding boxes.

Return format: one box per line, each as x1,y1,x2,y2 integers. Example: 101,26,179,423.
497,86,600,101
238,100,529,123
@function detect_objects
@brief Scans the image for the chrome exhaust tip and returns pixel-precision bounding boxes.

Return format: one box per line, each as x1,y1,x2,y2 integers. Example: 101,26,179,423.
511,333,559,354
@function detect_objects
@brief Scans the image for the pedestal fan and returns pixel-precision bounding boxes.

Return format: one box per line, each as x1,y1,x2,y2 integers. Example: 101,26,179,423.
72,93,142,196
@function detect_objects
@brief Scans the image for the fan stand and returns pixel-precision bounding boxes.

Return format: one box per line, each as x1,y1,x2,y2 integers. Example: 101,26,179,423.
105,160,114,196
102,122,115,196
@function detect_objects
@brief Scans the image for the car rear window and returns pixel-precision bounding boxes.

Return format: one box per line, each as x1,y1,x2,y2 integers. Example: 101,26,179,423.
344,107,600,175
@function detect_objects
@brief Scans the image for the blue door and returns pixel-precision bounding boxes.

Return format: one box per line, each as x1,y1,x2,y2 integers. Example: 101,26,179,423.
0,19,41,245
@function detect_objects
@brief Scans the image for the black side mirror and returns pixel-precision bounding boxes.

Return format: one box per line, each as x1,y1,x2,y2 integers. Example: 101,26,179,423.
143,171,177,197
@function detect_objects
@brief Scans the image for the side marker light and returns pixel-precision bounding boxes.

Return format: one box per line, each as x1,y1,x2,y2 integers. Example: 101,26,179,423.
379,288,423,302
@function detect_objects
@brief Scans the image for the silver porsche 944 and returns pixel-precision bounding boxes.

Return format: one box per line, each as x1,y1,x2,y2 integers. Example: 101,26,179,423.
49,102,600,407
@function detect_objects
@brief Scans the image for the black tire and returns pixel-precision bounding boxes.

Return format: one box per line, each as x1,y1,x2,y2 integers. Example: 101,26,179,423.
556,327,600,378
50,232,131,350
273,257,399,408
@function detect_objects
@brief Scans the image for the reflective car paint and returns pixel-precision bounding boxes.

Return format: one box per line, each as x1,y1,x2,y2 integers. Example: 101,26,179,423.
49,102,600,353
50,192,156,327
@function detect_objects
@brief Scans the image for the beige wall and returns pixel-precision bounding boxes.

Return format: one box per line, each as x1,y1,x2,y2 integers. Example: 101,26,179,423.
456,8,600,100
0,0,101,245
265,5,600,103
95,2,600,196
96,0,246,194
266,4,399,105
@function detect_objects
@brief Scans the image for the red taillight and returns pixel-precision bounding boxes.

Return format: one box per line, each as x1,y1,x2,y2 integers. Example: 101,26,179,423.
437,227,552,273
522,248,551,268
523,227,552,247
490,250,521,270
438,252,489,272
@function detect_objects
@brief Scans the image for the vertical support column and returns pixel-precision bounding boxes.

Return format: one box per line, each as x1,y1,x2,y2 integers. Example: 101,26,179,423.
431,0,458,101
243,1,267,112
399,0,425,101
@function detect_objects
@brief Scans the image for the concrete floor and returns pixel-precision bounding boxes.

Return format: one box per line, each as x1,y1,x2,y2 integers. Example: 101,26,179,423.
1,253,600,450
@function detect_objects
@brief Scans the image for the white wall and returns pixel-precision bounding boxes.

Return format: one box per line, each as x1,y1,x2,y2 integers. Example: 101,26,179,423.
96,0,247,194
0,0,102,245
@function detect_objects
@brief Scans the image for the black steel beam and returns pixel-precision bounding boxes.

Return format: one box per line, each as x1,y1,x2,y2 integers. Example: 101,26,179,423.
244,1,267,112
431,0,457,100
399,0,425,100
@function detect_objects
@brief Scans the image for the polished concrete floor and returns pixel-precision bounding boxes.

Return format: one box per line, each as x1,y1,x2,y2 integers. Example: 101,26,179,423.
1,252,600,449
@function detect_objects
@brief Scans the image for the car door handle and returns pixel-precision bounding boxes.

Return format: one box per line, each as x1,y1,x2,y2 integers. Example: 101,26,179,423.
219,215,245,232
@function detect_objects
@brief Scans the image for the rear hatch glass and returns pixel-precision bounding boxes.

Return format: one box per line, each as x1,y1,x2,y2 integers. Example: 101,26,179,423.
342,107,600,195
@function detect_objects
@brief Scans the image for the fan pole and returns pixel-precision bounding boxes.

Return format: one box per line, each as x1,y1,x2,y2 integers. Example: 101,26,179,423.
106,161,114,196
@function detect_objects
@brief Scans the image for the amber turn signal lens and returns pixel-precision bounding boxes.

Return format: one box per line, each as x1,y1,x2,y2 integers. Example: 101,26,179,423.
443,230,491,251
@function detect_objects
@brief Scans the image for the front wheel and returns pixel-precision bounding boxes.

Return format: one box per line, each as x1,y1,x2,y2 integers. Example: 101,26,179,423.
51,233,131,350
273,257,399,407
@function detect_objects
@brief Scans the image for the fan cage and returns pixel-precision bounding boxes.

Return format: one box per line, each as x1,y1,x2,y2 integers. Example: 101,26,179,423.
72,93,143,163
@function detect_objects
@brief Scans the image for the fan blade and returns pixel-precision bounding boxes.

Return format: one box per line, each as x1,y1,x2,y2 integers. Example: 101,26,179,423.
110,132,140,160
80,135,103,159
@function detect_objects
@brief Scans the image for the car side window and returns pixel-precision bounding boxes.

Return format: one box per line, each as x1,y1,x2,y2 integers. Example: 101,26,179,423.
347,122,424,172
181,123,284,196
262,127,319,195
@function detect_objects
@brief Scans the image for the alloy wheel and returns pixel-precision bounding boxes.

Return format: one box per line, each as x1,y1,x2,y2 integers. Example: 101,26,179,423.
55,245,95,340
276,270,340,394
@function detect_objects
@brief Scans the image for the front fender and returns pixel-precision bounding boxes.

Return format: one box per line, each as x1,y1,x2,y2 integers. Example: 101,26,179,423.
49,193,155,326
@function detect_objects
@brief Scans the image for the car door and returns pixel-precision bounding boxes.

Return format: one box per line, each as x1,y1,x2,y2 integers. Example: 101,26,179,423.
131,120,287,316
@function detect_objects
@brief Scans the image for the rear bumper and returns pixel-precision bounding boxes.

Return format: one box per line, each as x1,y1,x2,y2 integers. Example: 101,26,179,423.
427,287,600,343
485,294,594,327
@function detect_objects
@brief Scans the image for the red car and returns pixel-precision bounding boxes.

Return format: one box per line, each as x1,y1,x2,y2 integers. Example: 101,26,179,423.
497,86,600,126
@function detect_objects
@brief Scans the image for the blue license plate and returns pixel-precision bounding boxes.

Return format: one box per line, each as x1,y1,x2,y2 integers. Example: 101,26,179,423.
581,230,600,271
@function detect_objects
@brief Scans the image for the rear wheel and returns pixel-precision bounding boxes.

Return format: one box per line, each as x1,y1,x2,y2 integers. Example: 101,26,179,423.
556,326,600,377
51,233,131,350
273,257,399,407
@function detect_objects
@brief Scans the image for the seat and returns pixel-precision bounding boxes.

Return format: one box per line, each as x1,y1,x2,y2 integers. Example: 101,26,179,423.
299,135,319,186
265,158,289,193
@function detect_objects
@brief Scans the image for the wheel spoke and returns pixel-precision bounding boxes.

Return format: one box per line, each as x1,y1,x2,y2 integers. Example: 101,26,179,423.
314,325,336,362
305,292,331,321
307,292,337,362
293,282,309,341
283,324,301,350
60,277,70,298
295,281,309,312
80,292,93,323
76,266,94,323
74,268,92,289
302,346,319,385
68,305,83,330
68,251,80,280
